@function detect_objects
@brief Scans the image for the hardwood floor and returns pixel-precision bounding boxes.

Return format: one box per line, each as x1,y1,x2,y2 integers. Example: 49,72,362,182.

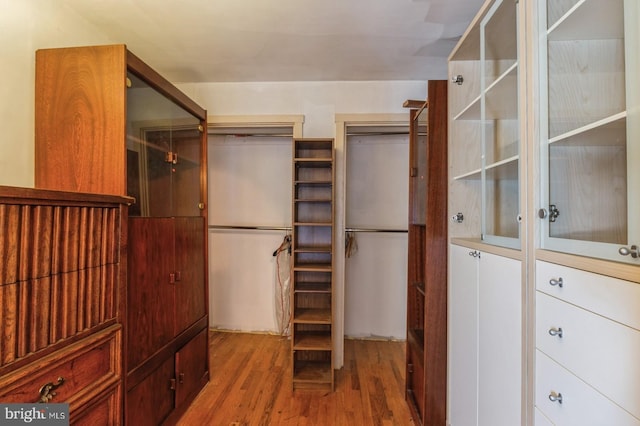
177,331,415,426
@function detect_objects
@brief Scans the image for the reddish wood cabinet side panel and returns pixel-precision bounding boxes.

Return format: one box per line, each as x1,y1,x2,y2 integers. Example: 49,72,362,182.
35,44,127,196
422,80,449,426
405,80,448,426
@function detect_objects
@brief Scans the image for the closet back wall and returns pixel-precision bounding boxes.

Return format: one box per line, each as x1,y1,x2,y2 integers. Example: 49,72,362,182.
208,134,292,332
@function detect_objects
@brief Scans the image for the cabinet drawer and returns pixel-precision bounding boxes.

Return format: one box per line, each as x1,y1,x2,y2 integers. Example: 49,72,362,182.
536,261,640,330
536,291,640,418
0,326,121,411
71,383,121,426
536,350,640,426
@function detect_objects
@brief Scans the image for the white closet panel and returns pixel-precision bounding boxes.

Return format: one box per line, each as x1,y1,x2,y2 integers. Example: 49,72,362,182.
208,135,291,226
208,134,292,332
345,133,408,339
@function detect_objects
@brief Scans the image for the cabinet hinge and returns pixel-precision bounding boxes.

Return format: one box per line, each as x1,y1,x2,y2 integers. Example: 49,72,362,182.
169,378,176,390
165,151,178,164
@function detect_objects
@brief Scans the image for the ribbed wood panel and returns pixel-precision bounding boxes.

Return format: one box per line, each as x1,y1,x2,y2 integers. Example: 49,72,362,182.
0,187,126,369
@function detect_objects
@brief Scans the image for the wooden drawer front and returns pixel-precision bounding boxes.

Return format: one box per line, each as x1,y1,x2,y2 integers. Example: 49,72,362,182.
536,350,640,426
70,383,121,426
0,326,121,410
0,265,118,367
0,203,120,284
536,291,640,418
536,261,640,330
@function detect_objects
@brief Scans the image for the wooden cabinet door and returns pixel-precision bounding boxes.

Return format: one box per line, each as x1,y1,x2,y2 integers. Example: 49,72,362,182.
126,356,175,426
127,217,176,369
174,217,206,335
175,329,209,409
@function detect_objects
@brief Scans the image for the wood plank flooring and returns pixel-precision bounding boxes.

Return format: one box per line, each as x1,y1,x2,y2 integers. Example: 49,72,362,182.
177,331,415,426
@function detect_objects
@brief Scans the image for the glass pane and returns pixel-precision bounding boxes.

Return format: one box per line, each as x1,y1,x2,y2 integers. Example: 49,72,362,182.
411,107,428,225
172,123,203,217
481,0,520,247
548,140,627,244
126,72,201,217
546,0,580,29
546,1,625,139
483,0,517,87
484,164,520,239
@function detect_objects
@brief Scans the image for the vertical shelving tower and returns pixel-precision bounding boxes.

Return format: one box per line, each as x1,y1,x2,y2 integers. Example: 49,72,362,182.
291,138,335,390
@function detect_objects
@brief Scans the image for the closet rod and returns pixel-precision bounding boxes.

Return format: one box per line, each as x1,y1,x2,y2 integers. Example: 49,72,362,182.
209,133,294,138
209,225,292,231
345,227,407,233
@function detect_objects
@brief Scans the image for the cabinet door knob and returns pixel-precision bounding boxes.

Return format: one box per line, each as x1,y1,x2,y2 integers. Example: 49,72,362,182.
548,391,563,404
548,327,563,338
549,277,563,288
618,245,639,258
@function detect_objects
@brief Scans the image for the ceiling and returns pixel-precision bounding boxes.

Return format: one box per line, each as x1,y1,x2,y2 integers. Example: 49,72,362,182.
62,0,484,83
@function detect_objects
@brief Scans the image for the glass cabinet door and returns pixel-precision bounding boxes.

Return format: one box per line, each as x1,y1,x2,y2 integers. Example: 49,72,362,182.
410,104,428,225
539,0,640,264
480,0,521,249
126,72,203,218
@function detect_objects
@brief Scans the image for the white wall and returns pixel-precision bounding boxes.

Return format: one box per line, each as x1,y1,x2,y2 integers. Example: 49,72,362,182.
0,0,115,187
178,81,426,136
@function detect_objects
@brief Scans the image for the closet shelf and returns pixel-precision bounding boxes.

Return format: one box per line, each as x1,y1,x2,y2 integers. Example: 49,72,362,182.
293,308,332,324
294,282,332,293
292,362,332,384
549,112,627,146
293,264,332,273
293,333,332,350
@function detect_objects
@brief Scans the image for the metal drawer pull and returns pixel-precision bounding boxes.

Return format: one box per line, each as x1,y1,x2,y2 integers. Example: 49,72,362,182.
548,391,563,404
39,377,65,403
549,277,563,288
548,327,563,338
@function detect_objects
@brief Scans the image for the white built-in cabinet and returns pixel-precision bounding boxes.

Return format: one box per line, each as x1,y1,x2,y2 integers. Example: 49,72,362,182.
447,0,526,424
448,0,640,425
448,0,523,249
535,261,640,425
538,0,640,264
448,244,478,426
449,244,522,426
